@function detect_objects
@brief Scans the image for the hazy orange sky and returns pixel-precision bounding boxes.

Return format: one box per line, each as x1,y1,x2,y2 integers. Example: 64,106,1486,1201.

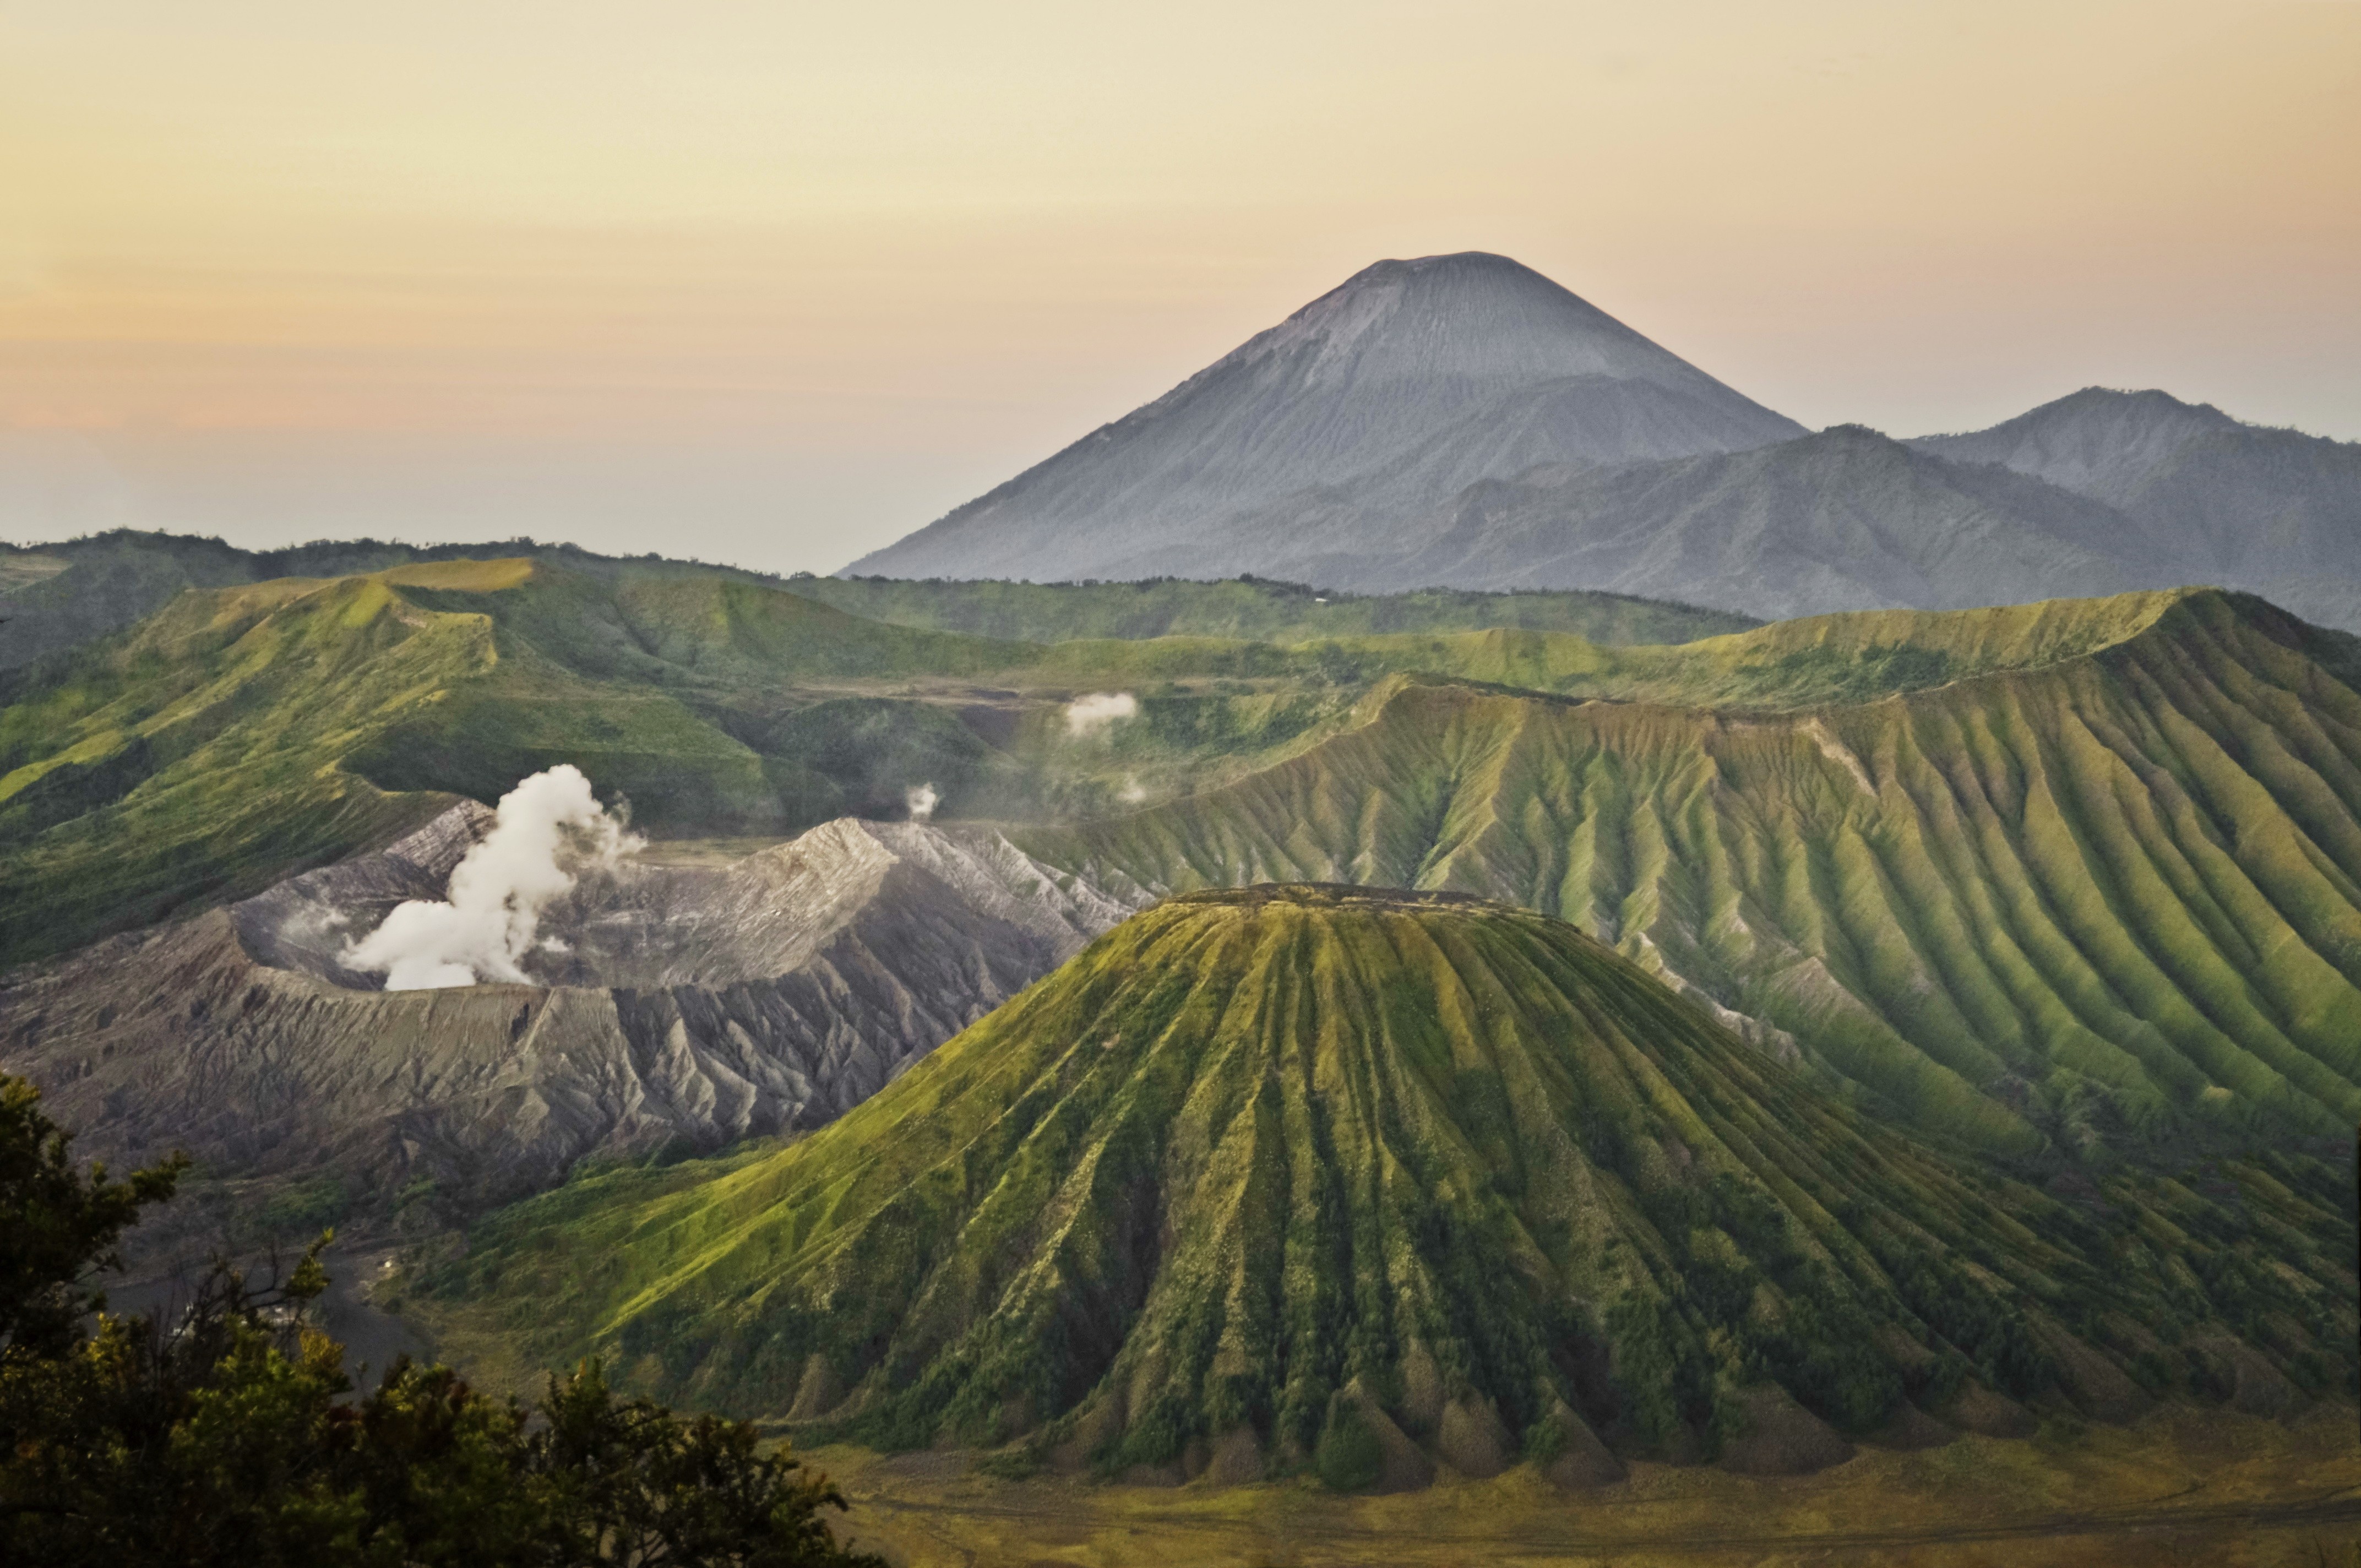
3,0,2356,573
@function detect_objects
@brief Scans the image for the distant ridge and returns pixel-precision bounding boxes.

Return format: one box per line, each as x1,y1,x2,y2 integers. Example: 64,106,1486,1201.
846,275,2361,633
1911,386,2242,505
1351,423,2190,619
846,252,1804,582
0,527,1751,678
1911,388,2361,630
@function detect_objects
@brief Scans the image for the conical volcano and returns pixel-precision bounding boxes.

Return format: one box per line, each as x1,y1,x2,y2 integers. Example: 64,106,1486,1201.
845,253,1804,583
429,887,2352,1487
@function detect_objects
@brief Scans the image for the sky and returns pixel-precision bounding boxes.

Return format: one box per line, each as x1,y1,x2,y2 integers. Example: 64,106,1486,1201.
2,0,2356,574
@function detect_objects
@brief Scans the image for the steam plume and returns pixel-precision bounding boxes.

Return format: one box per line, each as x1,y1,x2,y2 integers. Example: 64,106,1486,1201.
343,765,640,990
905,782,939,823
1065,692,1138,738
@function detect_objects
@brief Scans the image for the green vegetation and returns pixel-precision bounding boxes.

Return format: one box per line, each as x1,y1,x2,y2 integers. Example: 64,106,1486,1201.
0,574,489,967
0,530,818,674
2,530,1754,683
790,574,1758,646
12,552,2361,1175
0,1075,185,1357
1290,587,2220,712
3,553,2157,968
0,560,1361,965
415,889,2354,1479
0,1072,881,1566
1029,591,2361,1151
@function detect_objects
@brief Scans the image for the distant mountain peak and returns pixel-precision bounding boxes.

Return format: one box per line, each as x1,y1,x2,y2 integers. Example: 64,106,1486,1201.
1320,250,1541,298
2045,384,2233,420
1911,386,2250,508
1220,249,1715,394
844,253,1804,582
1927,385,2240,444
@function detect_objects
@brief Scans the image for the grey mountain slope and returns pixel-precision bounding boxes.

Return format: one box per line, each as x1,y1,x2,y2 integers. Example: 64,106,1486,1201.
1913,388,2361,629
0,808,1140,1229
2134,430,2361,608
1298,426,2191,620
845,252,1804,582
1911,387,2243,506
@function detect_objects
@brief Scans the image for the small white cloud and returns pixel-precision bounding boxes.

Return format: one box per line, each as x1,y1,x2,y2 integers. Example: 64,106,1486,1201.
1065,692,1139,739
1118,775,1147,804
906,782,939,823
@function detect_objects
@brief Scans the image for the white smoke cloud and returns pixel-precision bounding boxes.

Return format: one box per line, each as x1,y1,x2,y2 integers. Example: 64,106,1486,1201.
1065,692,1139,738
905,782,939,823
342,765,640,991
1118,775,1148,804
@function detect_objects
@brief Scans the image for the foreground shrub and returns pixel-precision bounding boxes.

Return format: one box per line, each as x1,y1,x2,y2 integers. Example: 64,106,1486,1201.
0,1072,880,1566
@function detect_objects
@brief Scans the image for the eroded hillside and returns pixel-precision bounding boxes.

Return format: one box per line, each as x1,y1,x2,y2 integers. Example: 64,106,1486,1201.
1030,590,2361,1152
0,806,1139,1243
417,888,2352,1487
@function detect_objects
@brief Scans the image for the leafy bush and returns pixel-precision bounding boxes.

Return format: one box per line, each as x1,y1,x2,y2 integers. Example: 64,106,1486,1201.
1314,1398,1382,1492
0,1073,881,1567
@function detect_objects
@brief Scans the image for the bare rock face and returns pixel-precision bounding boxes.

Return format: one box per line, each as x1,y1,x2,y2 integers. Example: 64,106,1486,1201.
0,809,1141,1224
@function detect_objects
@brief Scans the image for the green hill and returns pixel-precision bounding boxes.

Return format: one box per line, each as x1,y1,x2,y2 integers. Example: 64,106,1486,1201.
0,530,1753,676
0,570,489,962
416,888,2354,1485
0,558,1352,965
793,575,1756,646
19,559,2361,1174
1026,590,2361,1153
0,530,773,673
2,557,2152,970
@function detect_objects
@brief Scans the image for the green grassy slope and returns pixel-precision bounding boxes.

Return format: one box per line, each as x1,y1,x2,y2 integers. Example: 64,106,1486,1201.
0,559,1429,963
0,531,580,672
0,573,484,961
418,888,2354,1478
332,564,1404,827
13,550,2358,1170
793,575,1758,646
0,530,1754,678
8,556,2159,969
1026,591,2361,1152
1301,588,2203,712
0,559,1013,964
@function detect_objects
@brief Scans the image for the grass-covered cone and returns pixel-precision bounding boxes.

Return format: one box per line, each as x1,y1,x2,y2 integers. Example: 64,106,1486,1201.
427,888,2355,1484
